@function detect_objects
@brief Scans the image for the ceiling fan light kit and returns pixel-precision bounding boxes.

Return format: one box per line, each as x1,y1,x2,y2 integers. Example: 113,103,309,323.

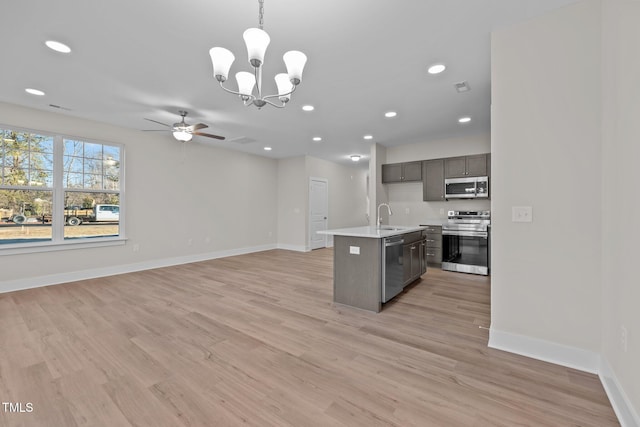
172,130,193,142
144,110,225,142
209,0,307,109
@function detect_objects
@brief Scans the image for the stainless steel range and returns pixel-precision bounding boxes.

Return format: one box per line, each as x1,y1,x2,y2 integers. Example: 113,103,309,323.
442,210,490,275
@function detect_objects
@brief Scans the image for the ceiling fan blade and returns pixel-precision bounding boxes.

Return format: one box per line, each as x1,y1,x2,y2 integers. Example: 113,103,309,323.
142,129,169,132
186,123,208,132
144,118,171,127
193,131,226,140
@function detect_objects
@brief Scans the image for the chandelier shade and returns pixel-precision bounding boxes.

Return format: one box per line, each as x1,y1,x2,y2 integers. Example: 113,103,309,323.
243,28,270,67
208,0,307,109
283,51,307,85
209,47,235,82
236,72,256,97
275,73,293,102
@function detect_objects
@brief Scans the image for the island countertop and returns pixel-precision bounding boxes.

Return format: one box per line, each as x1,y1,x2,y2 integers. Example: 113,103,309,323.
318,225,426,239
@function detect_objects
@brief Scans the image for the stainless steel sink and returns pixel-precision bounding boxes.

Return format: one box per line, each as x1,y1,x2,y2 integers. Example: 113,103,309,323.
378,226,405,231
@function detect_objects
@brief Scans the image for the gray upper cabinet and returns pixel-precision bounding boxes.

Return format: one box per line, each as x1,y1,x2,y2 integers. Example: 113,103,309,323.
403,161,423,181
382,163,403,182
382,161,423,183
444,154,488,178
423,159,445,201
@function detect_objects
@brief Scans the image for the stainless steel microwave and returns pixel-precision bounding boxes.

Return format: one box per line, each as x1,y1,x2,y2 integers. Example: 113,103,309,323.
444,176,489,199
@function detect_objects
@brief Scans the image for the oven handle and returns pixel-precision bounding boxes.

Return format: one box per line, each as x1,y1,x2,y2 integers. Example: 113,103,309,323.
442,230,488,238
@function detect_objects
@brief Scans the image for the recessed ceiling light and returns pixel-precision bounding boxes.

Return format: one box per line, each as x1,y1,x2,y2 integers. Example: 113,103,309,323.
363,135,373,140
350,155,361,162
264,146,272,151
312,137,322,142
45,40,71,53
458,116,471,123
384,111,397,118
427,64,446,74
302,105,314,112
25,88,45,96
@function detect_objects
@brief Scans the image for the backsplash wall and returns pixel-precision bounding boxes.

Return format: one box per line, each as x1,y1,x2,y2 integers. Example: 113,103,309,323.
387,182,491,225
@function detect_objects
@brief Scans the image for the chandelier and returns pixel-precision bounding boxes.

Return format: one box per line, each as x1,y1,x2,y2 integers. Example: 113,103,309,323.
209,0,307,109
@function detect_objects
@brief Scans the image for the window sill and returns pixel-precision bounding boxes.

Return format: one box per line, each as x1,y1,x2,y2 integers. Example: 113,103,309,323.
0,236,127,256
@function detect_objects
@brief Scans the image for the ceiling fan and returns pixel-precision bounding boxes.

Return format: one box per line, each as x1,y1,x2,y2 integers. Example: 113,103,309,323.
144,110,225,142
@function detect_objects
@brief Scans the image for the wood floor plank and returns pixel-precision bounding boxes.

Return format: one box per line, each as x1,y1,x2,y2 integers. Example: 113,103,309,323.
0,248,619,426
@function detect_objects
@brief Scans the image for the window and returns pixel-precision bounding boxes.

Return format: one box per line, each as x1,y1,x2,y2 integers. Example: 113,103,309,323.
1,125,124,251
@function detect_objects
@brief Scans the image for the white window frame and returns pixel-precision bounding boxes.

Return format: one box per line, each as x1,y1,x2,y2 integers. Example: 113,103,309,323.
0,124,126,255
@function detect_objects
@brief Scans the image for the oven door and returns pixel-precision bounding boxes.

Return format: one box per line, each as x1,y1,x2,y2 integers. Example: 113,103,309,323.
441,229,489,275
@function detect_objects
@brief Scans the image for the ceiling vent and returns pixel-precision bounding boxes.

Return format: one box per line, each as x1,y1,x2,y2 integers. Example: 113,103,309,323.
454,81,471,93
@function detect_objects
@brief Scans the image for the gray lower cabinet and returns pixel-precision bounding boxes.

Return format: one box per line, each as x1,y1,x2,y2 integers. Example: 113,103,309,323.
423,159,445,201
382,161,423,183
424,225,442,267
402,231,427,285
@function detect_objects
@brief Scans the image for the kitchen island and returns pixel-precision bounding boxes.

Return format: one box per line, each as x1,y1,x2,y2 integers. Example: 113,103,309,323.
319,226,427,312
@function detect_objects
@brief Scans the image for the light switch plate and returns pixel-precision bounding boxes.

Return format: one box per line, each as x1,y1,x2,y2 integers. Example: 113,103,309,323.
512,206,533,222
349,246,360,255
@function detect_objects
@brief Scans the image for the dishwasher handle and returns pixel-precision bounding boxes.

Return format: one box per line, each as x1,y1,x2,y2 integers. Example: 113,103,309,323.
384,238,405,247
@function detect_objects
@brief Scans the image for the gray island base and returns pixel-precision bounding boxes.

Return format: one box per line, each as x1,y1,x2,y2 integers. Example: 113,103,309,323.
318,226,427,312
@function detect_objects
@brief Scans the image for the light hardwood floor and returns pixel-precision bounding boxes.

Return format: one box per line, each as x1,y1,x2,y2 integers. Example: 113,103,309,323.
0,249,618,426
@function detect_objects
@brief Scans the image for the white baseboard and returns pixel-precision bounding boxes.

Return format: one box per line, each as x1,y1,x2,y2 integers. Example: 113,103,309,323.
488,327,600,373
0,243,278,294
276,243,309,252
489,328,640,427
599,358,640,427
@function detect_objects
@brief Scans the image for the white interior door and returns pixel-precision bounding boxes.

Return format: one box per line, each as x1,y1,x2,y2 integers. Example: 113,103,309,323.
309,178,328,250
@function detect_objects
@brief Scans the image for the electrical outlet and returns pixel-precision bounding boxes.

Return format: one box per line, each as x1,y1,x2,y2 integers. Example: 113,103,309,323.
439,208,445,215
132,243,140,252
405,207,410,215
187,238,193,246
349,246,360,255
621,325,628,352
205,236,211,244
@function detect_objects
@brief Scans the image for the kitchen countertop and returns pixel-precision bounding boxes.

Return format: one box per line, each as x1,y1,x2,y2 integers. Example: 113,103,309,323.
318,225,426,239
419,219,448,227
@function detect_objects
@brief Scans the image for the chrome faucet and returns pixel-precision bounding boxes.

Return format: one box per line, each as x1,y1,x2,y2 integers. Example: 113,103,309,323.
376,203,393,228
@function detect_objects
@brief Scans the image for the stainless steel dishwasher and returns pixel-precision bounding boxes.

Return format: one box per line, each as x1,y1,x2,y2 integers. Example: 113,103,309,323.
382,236,404,302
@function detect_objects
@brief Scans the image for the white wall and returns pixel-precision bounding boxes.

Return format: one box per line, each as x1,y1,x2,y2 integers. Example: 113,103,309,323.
276,157,307,251
384,134,491,225
306,156,368,230
276,155,368,250
491,0,602,353
0,103,369,290
369,143,388,226
492,0,640,423
385,133,490,163
601,0,640,422
0,102,279,291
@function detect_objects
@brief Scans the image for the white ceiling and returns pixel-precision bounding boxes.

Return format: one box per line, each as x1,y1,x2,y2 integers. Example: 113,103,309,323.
1,0,577,166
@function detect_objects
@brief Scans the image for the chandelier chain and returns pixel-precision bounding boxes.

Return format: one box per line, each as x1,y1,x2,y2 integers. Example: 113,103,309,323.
258,0,265,30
